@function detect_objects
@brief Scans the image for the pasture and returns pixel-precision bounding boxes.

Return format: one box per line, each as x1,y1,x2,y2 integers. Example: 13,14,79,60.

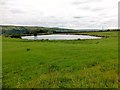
2,31,118,88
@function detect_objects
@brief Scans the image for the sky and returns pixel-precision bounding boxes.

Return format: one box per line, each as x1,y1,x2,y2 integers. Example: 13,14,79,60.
0,0,119,29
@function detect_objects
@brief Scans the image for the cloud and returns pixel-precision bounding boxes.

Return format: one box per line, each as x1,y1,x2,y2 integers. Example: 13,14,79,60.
71,1,87,5
9,9,25,14
0,0,119,29
91,8,104,11
73,16,85,19
0,2,6,5
71,0,104,5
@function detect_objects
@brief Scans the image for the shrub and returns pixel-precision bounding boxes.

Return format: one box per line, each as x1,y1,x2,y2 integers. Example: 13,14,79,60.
10,34,21,38
26,48,30,51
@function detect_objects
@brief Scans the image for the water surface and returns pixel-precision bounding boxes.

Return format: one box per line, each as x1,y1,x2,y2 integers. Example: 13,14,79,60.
21,34,102,40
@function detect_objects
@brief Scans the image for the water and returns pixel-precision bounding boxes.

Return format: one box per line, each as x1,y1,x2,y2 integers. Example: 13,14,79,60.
21,34,102,40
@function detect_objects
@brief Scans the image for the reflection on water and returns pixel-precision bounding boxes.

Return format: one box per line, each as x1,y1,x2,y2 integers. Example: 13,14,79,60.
21,34,102,40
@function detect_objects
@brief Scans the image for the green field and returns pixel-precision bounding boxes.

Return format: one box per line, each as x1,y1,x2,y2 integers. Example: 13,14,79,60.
2,31,118,88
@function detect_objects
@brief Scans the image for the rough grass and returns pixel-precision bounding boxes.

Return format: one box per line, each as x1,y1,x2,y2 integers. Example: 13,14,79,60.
2,31,118,88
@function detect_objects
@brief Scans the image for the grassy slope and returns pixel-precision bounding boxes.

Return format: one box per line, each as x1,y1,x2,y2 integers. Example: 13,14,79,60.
2,31,118,88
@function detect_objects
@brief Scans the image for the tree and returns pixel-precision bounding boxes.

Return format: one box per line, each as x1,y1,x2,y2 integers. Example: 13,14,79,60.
34,32,37,37
33,32,37,40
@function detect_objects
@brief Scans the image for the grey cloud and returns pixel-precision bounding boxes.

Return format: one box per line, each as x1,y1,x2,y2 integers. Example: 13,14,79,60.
71,0,104,5
10,9,25,14
77,6,106,11
89,20,96,23
91,8,104,11
85,0,104,3
71,1,86,5
73,16,85,19
77,6,90,11
0,2,6,5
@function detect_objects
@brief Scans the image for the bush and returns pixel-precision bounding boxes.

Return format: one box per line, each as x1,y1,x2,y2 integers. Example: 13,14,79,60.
10,34,21,38
26,48,30,51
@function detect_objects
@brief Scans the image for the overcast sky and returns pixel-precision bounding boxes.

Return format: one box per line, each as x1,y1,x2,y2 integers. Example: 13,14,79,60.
0,0,119,29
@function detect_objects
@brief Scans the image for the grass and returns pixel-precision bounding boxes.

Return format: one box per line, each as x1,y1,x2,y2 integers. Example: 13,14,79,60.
2,31,118,88
0,36,2,89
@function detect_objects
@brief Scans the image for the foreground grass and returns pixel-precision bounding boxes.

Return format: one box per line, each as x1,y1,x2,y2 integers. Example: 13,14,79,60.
2,31,118,88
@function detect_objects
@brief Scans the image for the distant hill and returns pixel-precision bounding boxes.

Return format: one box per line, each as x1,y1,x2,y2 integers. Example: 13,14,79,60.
0,25,119,36
1,25,77,35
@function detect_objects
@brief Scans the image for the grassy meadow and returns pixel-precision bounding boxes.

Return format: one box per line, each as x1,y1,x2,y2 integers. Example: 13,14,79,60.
2,31,118,88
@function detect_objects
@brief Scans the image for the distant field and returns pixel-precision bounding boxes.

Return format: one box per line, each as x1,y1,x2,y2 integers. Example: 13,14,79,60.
2,31,118,88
